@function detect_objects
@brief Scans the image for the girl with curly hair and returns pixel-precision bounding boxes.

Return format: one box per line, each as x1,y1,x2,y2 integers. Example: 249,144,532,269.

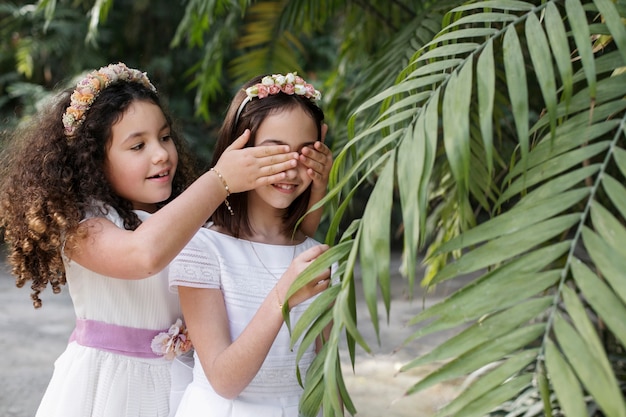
0,63,332,417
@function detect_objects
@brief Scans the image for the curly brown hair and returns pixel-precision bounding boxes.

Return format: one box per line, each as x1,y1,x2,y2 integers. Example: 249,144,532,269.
0,81,198,308
211,75,325,239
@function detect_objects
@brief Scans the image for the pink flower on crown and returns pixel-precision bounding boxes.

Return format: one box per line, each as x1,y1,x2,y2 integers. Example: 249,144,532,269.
281,83,295,95
305,84,320,99
107,65,125,78
257,84,270,99
268,84,281,95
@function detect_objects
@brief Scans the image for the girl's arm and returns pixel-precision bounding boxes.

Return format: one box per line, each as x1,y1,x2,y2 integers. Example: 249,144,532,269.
299,125,332,237
179,244,331,400
67,130,299,279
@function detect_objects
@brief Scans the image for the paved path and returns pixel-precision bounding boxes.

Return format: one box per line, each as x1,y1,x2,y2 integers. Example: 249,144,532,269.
0,261,75,417
0,253,468,416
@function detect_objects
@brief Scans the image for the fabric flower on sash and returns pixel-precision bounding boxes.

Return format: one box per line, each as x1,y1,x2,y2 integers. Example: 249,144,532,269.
151,319,192,360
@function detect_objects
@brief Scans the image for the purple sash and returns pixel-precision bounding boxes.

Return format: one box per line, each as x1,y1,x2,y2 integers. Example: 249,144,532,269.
69,318,163,358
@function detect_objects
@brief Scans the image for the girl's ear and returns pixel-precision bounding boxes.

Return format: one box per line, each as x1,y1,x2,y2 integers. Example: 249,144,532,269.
320,123,328,143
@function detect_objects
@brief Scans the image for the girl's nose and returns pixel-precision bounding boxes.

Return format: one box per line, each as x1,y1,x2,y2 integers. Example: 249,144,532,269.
284,165,298,180
153,143,170,163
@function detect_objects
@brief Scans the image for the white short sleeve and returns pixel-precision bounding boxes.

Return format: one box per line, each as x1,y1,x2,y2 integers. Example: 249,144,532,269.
169,230,221,291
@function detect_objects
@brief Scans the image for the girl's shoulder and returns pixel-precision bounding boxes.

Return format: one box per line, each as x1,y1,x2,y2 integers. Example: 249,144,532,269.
82,200,122,225
183,223,240,252
301,235,321,248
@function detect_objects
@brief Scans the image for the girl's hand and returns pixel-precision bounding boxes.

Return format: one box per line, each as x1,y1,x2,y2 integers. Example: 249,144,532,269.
277,244,331,309
214,129,299,193
298,126,331,237
299,126,332,195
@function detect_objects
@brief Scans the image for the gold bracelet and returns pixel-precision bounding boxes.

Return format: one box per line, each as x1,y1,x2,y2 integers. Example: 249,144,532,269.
274,285,283,309
210,167,234,216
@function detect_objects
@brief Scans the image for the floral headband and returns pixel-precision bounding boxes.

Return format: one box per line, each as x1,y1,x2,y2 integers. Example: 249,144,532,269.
62,62,157,137
235,72,322,123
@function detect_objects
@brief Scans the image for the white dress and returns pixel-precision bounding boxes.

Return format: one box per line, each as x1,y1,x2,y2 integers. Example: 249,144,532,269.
36,207,183,417
169,228,322,417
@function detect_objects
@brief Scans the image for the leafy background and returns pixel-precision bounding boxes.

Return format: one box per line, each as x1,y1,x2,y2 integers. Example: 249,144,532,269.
1,0,625,416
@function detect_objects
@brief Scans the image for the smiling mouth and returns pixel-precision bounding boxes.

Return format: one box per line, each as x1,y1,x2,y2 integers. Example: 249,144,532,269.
274,183,296,190
148,171,169,179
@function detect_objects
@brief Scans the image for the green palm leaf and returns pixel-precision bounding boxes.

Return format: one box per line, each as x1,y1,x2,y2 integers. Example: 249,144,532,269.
298,0,626,415
545,339,588,417
406,324,545,394
443,375,534,417
433,350,537,417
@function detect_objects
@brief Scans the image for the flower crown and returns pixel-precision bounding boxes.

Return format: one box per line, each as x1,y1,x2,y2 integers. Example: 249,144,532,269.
235,72,322,123
62,62,157,137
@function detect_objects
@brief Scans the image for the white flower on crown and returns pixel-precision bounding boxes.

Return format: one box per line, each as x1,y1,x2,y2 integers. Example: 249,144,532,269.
273,74,287,86
294,84,307,95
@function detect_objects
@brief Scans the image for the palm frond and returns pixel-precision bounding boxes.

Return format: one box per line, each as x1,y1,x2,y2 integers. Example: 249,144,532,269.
408,26,626,417
296,0,626,415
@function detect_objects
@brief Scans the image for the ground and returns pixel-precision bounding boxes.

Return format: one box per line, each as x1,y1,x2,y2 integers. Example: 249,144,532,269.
0,253,470,416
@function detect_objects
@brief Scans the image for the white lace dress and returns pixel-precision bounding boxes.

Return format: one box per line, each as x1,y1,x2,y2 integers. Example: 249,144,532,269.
169,228,323,417
36,208,183,417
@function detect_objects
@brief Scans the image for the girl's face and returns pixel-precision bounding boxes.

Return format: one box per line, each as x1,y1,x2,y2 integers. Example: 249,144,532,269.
104,100,178,213
249,106,316,211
